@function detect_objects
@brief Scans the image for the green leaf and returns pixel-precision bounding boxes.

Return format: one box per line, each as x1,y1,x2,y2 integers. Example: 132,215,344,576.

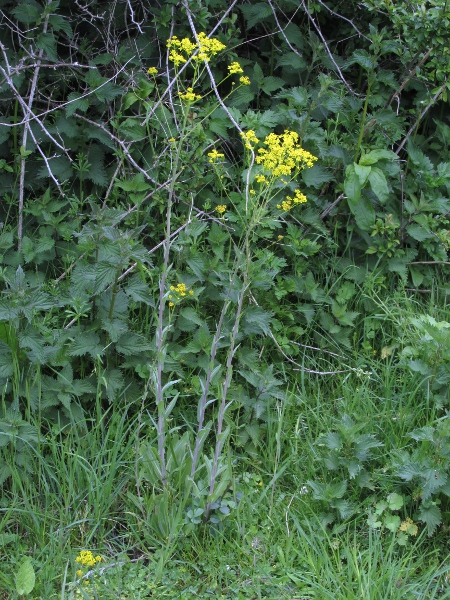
384,513,401,533
116,332,152,356
418,502,441,535
68,331,103,358
344,164,361,203
239,2,273,29
359,149,398,165
37,32,58,61
387,492,404,511
368,167,389,203
242,306,273,335
349,193,376,232
66,92,90,117
11,0,41,25
354,163,371,186
302,165,334,189
15,558,35,595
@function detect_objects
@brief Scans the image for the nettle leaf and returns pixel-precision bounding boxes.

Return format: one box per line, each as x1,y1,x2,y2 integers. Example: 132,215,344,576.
242,306,273,336
116,332,152,356
68,331,104,358
125,276,155,307
228,87,254,108
66,92,90,117
36,32,58,61
302,165,334,189
101,318,128,342
11,0,41,24
418,502,441,535
407,143,434,173
101,368,124,401
0,341,13,378
276,52,306,70
260,76,285,94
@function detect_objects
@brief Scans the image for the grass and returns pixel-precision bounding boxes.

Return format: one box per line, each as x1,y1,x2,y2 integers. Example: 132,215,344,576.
1,286,450,599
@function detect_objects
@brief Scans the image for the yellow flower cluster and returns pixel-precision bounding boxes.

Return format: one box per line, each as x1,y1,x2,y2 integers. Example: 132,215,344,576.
75,551,103,568
256,130,317,178
240,130,259,150
255,174,268,185
277,188,308,211
179,87,201,102
215,204,227,215
167,33,225,65
228,62,244,74
239,76,251,85
168,282,194,307
208,149,225,163
398,517,418,536
147,67,158,75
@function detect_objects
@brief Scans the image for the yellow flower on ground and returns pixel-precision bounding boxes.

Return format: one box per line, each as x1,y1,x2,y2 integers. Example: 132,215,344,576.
239,76,251,85
216,204,227,215
228,62,244,74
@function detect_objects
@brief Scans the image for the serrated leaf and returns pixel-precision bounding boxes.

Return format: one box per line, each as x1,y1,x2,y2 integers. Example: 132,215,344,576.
302,165,334,189
242,306,273,335
125,276,155,307
418,502,441,535
239,2,273,28
101,318,128,342
68,331,103,358
15,558,35,595
116,332,152,356
37,32,58,61
66,92,90,117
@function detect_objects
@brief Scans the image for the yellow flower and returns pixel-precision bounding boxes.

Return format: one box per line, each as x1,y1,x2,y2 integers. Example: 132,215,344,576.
284,189,308,207
239,76,251,85
147,67,158,75
169,137,176,143
228,61,244,74
189,290,194,296
250,189,255,195
216,204,227,215
255,174,268,184
167,33,225,65
255,130,317,178
76,570,83,577
178,87,201,102
169,302,174,307
207,148,225,163
277,235,284,240
240,130,259,150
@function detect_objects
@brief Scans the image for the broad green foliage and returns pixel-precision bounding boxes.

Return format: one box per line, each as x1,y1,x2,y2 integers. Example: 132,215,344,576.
1,0,450,595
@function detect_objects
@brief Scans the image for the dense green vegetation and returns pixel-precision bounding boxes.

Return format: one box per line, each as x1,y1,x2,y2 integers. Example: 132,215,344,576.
1,0,450,597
